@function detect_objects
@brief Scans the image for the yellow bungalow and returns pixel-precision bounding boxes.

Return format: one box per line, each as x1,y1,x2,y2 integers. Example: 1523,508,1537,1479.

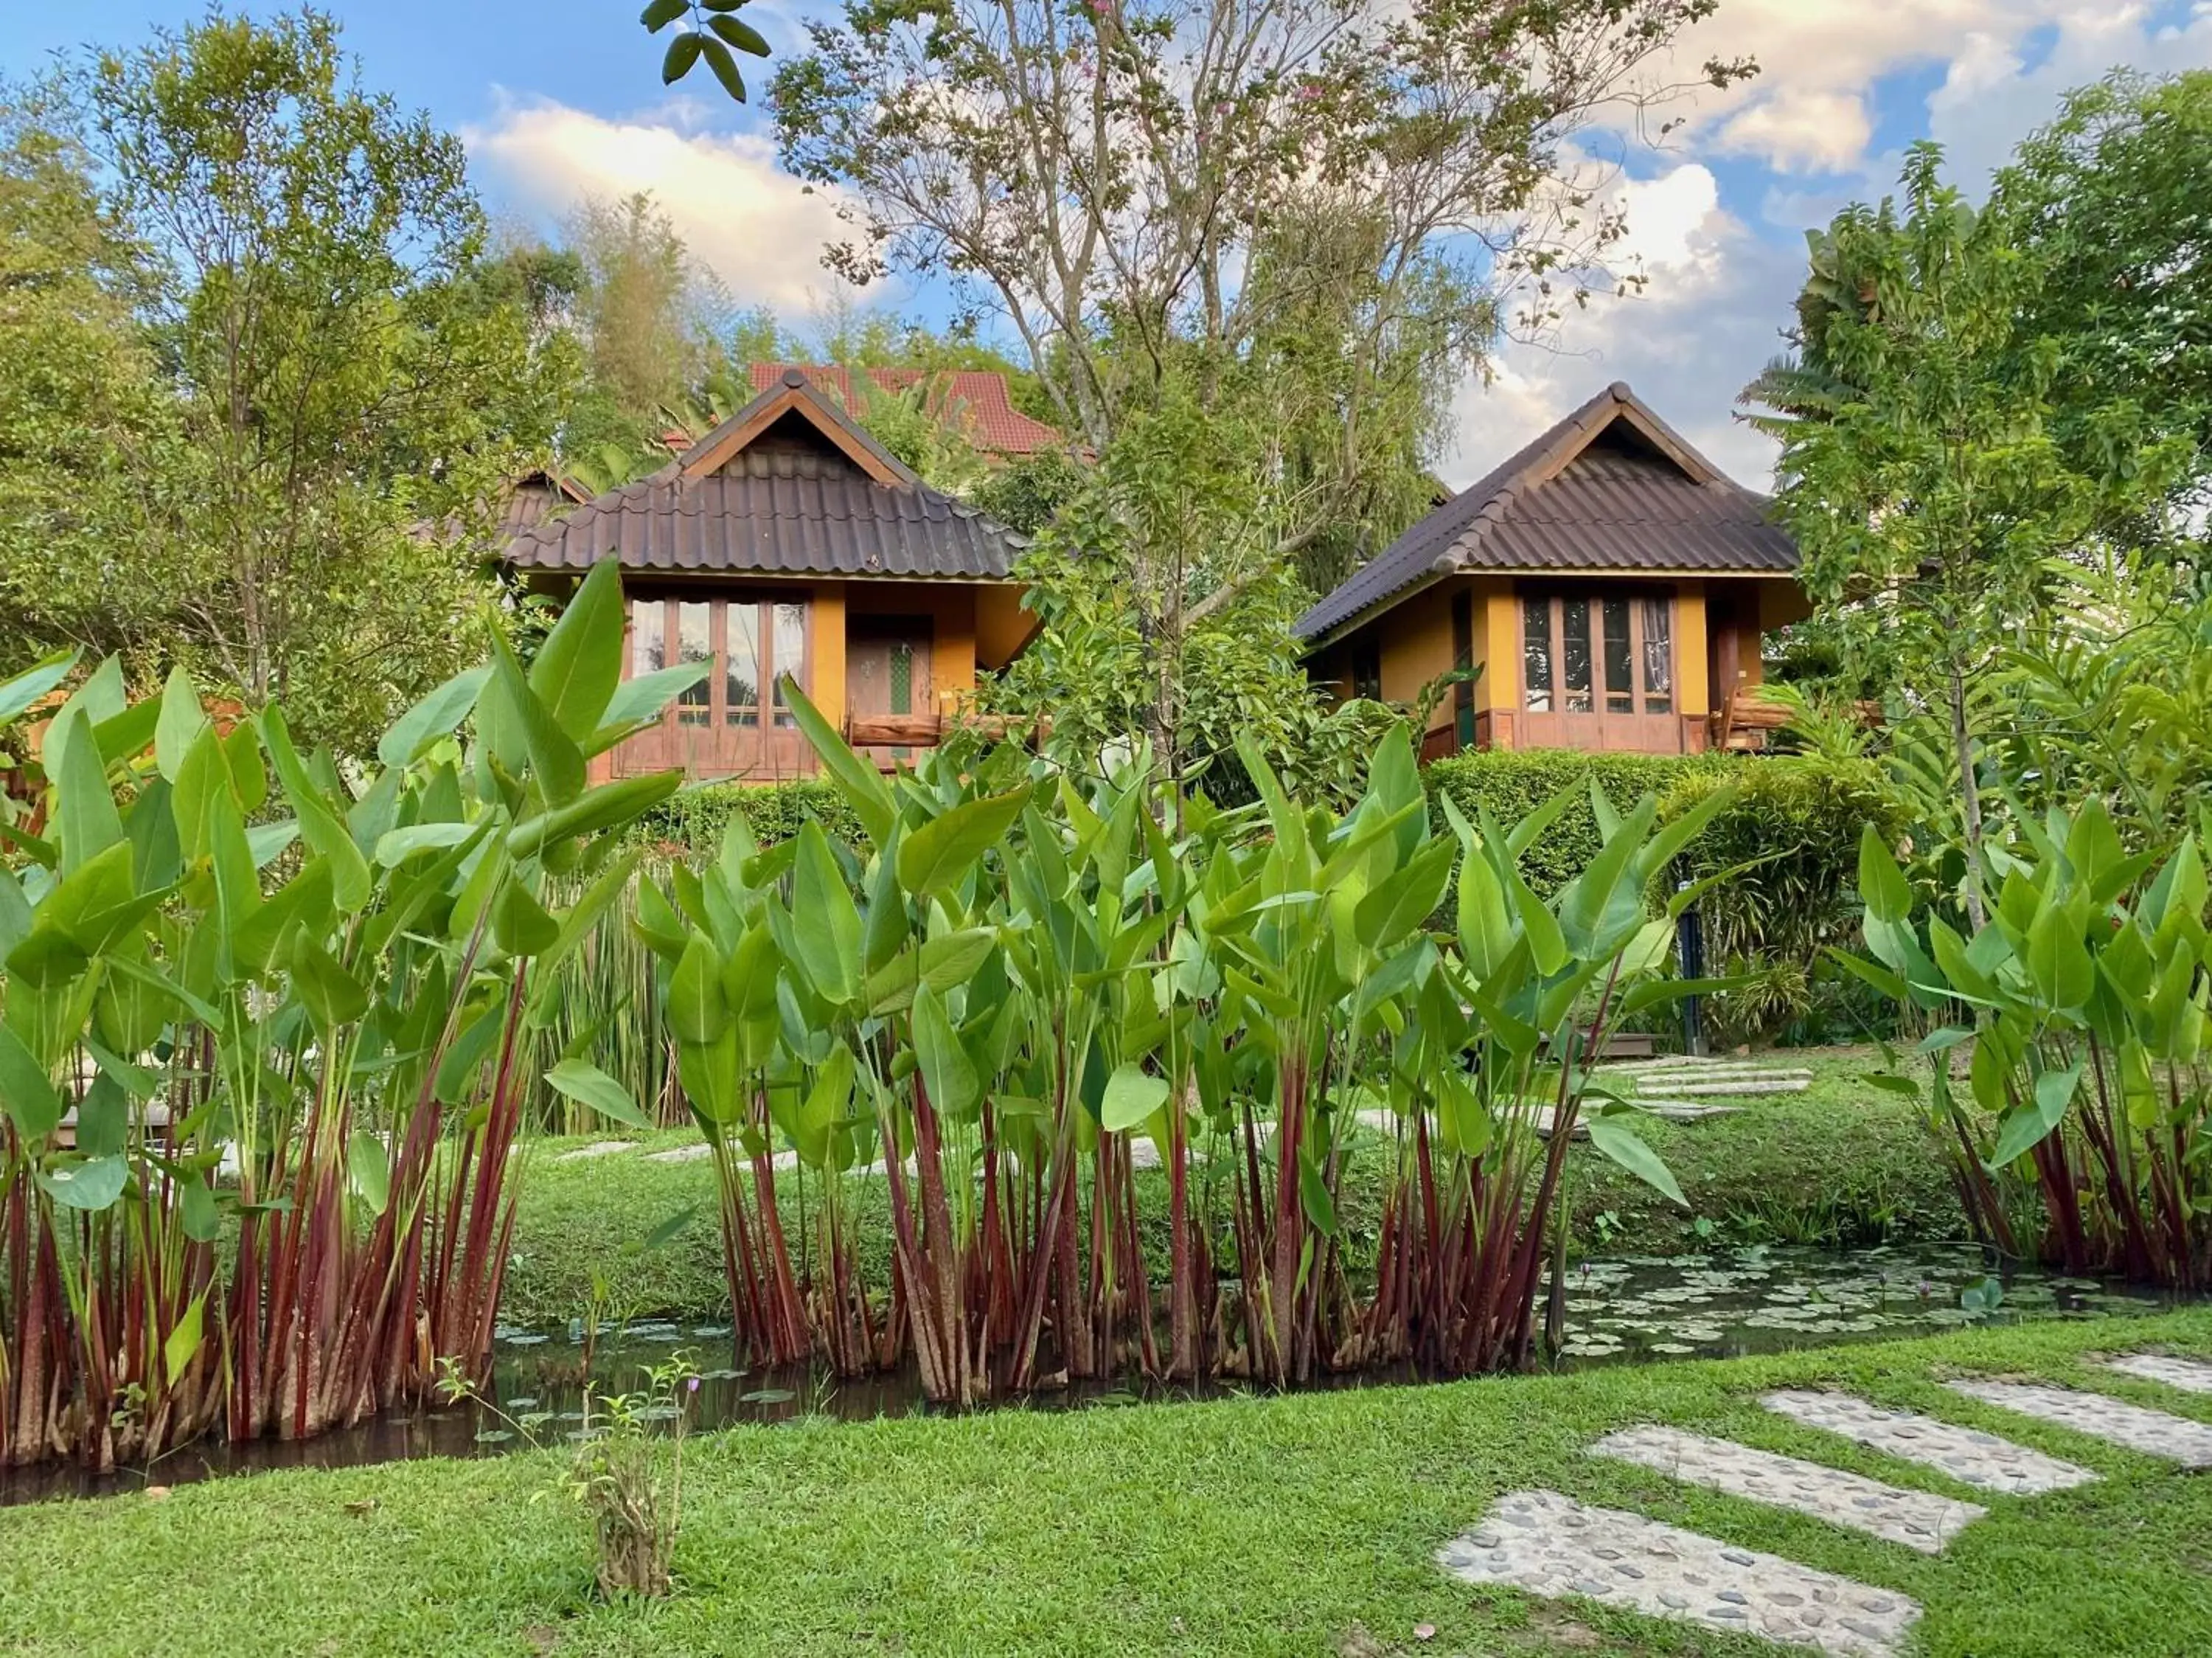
503,369,1039,782
1298,383,1809,756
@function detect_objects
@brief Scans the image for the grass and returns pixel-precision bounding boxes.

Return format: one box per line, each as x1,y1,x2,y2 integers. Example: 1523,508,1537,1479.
5,1311,2211,1655
502,1046,1964,1327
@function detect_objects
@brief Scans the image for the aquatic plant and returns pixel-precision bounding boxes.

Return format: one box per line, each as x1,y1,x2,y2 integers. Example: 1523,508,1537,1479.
641,695,1727,1399
0,563,698,1468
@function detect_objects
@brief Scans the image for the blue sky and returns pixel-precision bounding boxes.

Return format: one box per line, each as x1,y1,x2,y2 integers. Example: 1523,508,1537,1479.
8,1,2212,488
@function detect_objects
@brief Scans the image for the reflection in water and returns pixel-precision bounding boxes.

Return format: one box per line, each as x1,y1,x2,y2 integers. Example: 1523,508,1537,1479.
5,1241,2184,1505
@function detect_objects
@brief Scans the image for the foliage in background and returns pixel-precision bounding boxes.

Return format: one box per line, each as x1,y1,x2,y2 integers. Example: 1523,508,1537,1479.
1425,750,1732,897
629,779,865,854
4,11,569,757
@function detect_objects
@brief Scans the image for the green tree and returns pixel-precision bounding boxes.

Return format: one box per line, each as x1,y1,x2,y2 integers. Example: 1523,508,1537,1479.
567,191,726,423
1762,143,2191,924
55,10,562,754
0,108,185,676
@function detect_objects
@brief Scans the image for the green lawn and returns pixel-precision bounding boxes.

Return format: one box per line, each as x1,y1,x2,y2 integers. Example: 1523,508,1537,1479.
4,1312,2210,1655
503,1044,1964,1327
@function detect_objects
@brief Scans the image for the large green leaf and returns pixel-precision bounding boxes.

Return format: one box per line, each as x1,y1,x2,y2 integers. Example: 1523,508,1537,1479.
545,1059,654,1130
597,662,712,743
38,1154,128,1211
262,708,370,912
1585,1110,1686,1206
1987,1061,2083,1169
779,680,894,845
528,559,627,743
1857,824,1913,923
508,771,684,859
153,667,208,783
378,666,492,769
52,708,123,877
348,1131,391,1215
490,630,585,807
896,788,1029,901
789,822,863,1006
912,983,980,1121
164,1293,206,1385
1354,834,1455,952
668,932,731,1044
0,1022,64,1139
0,648,77,724
1100,1063,1169,1133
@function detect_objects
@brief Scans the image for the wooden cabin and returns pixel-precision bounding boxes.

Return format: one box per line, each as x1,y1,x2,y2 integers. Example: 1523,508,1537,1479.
503,369,1040,781
1298,384,1809,756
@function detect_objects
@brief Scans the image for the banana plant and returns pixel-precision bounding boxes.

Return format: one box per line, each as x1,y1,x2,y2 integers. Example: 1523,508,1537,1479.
1,561,701,1468
1851,800,2211,1287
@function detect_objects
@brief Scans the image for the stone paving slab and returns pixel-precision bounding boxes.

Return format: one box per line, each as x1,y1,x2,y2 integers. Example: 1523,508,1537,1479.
1439,1489,1921,1657
1946,1379,2212,1468
1762,1391,2098,1495
553,1140,634,1162
1590,1425,1985,1553
2102,1353,2212,1394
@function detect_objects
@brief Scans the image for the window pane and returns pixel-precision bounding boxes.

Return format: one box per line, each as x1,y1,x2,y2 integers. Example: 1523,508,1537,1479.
724,601,759,726
676,601,711,725
1641,597,1672,713
1561,599,1592,713
630,600,665,679
771,602,807,726
1602,597,1632,713
1521,596,1552,712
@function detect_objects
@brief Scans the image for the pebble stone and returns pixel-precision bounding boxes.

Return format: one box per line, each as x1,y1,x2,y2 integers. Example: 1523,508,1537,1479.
2102,1353,2212,1395
1946,1379,2212,1468
1762,1390,2098,1495
1437,1489,1921,1657
1590,1425,1985,1553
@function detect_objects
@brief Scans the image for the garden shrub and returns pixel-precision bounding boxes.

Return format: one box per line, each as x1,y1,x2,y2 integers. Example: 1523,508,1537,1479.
1423,749,1904,1045
1423,749,1732,895
630,778,866,851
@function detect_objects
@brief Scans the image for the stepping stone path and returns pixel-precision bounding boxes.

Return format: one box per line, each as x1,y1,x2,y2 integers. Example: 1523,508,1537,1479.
2101,1353,2212,1394
1761,1390,2097,1495
1589,1424,1985,1553
1438,1489,1920,1657
1945,1378,2212,1468
553,1140,633,1162
1439,1354,2205,1650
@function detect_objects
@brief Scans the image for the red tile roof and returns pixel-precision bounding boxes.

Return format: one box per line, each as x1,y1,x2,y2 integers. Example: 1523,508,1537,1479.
745,363,1061,457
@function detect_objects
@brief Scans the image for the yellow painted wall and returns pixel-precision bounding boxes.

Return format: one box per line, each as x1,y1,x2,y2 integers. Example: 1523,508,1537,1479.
1674,580,1709,718
975,584,1040,669
1478,580,1518,720
811,583,848,727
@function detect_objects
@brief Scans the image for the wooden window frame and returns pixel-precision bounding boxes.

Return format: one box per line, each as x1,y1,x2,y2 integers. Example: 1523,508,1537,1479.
1519,589,1675,718
628,593,810,729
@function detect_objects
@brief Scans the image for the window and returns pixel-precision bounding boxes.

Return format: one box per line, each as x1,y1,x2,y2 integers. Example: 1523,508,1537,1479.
1450,590,1475,745
1520,592,1674,717
1350,640,1382,703
627,595,808,729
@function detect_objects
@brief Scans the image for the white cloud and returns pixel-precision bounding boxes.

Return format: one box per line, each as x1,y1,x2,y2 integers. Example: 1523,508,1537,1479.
463,98,862,313
1716,89,1871,174
1444,164,1790,493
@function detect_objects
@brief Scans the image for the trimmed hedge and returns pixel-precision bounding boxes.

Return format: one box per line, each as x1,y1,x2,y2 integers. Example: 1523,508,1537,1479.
631,779,866,851
1423,749,1733,895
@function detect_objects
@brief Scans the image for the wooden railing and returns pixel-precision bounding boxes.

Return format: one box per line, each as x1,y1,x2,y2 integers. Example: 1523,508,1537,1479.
841,712,1044,749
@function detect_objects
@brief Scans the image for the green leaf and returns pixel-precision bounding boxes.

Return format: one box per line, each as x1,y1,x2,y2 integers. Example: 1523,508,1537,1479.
668,932,731,1044
1987,1061,2082,1169
663,30,704,82
39,1154,129,1211
912,983,980,1121
1585,1111,1686,1206
545,1059,654,1130
708,13,771,55
262,707,370,913
153,667,208,783
897,788,1028,901
292,932,370,1032
599,662,711,736
0,1022,64,1139
1857,824,1913,923
374,822,478,866
639,0,687,29
0,648,77,725
508,771,684,859
1298,1155,1338,1236
490,630,585,807
164,1294,206,1387
644,1206,698,1251
53,708,123,877
493,876,561,958
779,680,893,845
1354,835,1455,951
1100,1064,1169,1133
698,35,749,101
529,560,627,743
378,667,491,769
349,1131,391,1215
181,1179,220,1243
789,822,863,1005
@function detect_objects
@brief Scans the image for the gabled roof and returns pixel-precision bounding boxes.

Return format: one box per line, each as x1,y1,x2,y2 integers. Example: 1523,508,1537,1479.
747,363,1062,457
1295,383,1798,645
504,370,1029,581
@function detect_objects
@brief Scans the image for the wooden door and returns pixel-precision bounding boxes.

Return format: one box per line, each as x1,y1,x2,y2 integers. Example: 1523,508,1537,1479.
848,617,934,768
1515,590,1681,753
611,593,815,780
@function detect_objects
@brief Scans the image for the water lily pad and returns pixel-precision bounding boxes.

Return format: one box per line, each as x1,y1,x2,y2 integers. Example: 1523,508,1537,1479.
740,1388,796,1404
474,1428,515,1443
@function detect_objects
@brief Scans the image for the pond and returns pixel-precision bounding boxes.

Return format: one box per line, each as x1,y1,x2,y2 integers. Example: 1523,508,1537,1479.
4,1241,2184,1505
